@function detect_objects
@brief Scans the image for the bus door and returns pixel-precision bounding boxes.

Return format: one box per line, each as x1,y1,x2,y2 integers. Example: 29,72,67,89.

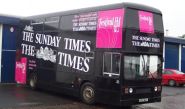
95,52,121,104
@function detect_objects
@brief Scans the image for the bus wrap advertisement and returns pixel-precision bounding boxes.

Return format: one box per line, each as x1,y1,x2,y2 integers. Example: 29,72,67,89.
15,3,164,106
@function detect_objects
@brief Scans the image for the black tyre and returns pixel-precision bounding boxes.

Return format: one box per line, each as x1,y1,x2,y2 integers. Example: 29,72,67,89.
80,83,96,104
29,73,37,90
168,80,176,86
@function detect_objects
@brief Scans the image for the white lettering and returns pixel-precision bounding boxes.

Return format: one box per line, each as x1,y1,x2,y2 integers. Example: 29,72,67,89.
99,17,121,32
21,44,35,56
64,38,91,53
22,31,34,42
85,41,91,53
140,15,152,26
58,52,90,72
35,33,61,47
83,58,90,72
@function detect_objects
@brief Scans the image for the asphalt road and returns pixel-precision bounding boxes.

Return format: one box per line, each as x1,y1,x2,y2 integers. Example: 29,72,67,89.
138,86,185,109
0,84,74,108
0,84,184,109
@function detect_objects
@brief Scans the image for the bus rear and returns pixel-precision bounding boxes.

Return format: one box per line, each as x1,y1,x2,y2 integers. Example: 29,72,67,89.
120,6,163,105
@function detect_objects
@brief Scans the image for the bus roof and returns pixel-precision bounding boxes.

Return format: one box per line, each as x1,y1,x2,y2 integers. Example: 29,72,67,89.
26,2,162,19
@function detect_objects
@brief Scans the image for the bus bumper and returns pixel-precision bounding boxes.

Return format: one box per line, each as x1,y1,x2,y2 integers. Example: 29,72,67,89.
120,97,161,106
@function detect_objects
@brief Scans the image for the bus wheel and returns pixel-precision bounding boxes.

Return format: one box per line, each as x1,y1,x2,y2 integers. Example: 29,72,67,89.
81,83,95,104
168,80,176,86
29,73,37,90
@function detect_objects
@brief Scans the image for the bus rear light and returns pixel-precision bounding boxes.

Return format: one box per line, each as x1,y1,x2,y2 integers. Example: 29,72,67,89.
123,87,133,94
129,88,133,93
157,86,161,91
154,86,161,92
124,88,129,94
154,86,158,92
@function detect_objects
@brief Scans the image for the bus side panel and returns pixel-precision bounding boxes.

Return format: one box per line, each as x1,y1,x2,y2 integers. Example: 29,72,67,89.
55,14,96,93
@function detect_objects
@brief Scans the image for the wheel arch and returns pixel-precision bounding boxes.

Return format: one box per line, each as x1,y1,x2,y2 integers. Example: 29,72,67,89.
80,80,92,88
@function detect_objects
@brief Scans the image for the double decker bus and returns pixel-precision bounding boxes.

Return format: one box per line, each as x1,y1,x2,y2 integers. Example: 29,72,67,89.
15,2,164,106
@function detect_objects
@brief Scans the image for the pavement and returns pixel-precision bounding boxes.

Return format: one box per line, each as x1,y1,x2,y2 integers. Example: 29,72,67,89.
0,84,184,109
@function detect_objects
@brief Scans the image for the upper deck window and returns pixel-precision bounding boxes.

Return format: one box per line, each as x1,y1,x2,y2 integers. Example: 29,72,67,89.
44,17,59,31
59,15,73,31
31,18,44,32
125,9,164,33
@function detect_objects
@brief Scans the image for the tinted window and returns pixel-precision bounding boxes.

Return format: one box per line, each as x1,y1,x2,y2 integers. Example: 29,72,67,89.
103,53,121,77
44,17,59,31
31,18,44,32
126,9,164,32
126,9,138,30
154,14,164,33
124,55,162,79
124,55,140,79
112,54,121,74
59,15,73,31
103,53,111,73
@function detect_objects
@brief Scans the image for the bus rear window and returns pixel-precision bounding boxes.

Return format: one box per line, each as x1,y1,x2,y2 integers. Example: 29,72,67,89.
124,55,162,80
126,9,164,33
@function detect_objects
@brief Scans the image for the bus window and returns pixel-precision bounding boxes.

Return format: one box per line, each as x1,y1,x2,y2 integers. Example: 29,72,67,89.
103,53,111,74
103,52,121,78
31,18,44,32
124,56,139,79
59,15,73,31
126,8,163,33
124,55,161,79
153,14,164,33
44,17,59,31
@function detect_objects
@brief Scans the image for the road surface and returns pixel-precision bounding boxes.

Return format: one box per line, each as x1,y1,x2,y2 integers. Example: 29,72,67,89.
0,84,184,109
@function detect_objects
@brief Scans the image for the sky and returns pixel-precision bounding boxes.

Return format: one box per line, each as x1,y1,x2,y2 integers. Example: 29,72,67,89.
0,0,184,37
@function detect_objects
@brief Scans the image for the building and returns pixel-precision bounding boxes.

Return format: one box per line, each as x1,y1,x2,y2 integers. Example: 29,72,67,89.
164,37,185,72
0,15,20,83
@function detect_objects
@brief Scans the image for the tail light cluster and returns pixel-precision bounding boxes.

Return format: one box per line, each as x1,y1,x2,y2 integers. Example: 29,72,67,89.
124,87,133,94
154,86,161,92
123,86,161,94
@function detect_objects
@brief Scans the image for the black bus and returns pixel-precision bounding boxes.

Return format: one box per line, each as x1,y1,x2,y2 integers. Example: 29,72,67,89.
15,2,164,106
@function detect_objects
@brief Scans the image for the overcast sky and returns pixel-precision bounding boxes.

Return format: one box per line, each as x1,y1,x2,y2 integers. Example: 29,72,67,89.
0,0,184,37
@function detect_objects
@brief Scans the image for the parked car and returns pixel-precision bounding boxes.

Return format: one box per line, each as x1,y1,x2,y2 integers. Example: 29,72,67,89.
162,69,185,86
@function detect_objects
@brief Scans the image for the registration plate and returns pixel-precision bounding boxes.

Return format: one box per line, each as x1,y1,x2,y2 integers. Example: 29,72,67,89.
139,98,149,102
